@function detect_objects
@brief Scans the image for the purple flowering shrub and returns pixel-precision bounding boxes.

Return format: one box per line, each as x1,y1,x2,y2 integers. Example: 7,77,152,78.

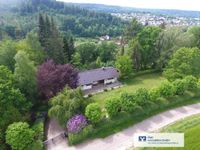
67,114,87,133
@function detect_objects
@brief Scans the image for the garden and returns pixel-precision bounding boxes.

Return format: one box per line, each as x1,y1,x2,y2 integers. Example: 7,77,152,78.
61,75,200,145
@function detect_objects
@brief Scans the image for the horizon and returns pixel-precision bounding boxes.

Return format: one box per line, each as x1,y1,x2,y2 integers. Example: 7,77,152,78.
57,0,200,11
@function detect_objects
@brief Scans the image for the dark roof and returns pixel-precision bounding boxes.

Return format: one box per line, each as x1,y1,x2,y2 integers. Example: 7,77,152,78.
78,67,119,85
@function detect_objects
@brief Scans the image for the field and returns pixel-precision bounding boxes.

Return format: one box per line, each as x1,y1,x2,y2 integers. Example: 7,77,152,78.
142,115,200,150
93,71,164,107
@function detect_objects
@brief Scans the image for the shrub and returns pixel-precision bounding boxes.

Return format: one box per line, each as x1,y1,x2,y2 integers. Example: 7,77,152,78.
68,125,93,145
183,75,198,90
120,93,139,113
135,88,151,107
105,98,121,118
149,88,160,102
88,94,93,97
32,119,44,141
67,115,87,134
173,79,187,95
85,103,101,124
28,141,43,150
158,80,175,97
6,122,35,150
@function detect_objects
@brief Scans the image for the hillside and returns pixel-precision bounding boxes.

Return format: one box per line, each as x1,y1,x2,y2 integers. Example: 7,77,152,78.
0,0,127,38
66,3,200,18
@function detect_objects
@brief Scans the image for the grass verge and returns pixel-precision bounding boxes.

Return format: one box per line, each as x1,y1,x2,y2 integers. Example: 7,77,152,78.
142,115,200,150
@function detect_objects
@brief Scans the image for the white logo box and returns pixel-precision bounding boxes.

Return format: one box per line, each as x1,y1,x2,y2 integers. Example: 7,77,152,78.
134,133,184,147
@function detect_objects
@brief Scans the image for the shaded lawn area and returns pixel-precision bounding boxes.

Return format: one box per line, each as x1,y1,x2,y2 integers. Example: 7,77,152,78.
93,72,165,107
142,115,200,150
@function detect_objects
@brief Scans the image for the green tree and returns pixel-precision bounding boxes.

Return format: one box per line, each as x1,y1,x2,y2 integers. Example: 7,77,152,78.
128,39,142,71
0,39,17,71
124,18,143,40
85,103,101,124
137,26,161,69
48,87,88,126
156,27,195,70
6,122,35,150
189,26,200,49
38,14,65,64
63,36,75,63
0,66,30,148
14,51,37,102
16,32,45,65
115,55,132,78
72,52,82,68
164,47,200,81
76,42,97,65
97,42,117,63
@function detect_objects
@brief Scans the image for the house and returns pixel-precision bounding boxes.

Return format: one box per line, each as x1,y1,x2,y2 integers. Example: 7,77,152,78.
78,67,119,90
99,35,110,41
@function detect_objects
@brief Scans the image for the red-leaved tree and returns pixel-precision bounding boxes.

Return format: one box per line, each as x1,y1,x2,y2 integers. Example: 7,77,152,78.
37,59,78,99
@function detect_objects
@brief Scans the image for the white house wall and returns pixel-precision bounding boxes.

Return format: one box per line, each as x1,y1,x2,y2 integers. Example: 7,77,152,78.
104,78,117,84
82,85,92,90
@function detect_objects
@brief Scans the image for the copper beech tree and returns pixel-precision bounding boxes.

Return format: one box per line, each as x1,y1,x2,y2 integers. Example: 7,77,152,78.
37,59,78,99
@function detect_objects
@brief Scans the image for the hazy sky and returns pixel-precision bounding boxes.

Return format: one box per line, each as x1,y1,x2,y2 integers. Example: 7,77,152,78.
58,0,200,11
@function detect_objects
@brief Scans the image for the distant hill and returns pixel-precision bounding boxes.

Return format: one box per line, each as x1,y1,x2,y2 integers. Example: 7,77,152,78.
0,0,20,5
0,0,127,38
66,3,200,18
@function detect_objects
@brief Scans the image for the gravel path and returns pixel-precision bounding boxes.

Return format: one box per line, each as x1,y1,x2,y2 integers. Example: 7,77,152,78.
47,103,200,150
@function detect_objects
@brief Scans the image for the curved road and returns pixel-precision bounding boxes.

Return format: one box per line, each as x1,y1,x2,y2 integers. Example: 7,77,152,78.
47,103,200,150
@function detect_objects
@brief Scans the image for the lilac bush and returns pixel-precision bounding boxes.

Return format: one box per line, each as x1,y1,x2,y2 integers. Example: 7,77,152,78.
67,114,87,133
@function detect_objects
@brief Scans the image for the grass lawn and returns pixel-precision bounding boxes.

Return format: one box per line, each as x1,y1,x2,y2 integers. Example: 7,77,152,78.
93,72,165,107
142,115,200,150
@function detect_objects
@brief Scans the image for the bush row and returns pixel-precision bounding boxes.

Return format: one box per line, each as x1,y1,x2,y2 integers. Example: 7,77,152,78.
105,75,198,118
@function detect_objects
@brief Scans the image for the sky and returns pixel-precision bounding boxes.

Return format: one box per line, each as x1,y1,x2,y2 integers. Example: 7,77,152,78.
58,0,200,11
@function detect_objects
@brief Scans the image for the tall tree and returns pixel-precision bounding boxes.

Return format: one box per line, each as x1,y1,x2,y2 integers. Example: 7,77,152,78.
14,51,37,102
38,14,65,64
129,39,142,71
16,32,45,65
189,26,200,49
38,14,46,48
0,39,17,71
137,26,161,69
156,27,195,70
124,18,143,41
0,66,30,149
97,42,117,63
63,36,75,63
76,42,97,65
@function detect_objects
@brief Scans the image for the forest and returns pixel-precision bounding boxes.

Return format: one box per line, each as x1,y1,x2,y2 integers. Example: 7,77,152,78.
0,0,126,38
1,0,200,150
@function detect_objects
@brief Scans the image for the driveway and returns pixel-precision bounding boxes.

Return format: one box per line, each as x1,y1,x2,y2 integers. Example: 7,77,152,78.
47,103,200,150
